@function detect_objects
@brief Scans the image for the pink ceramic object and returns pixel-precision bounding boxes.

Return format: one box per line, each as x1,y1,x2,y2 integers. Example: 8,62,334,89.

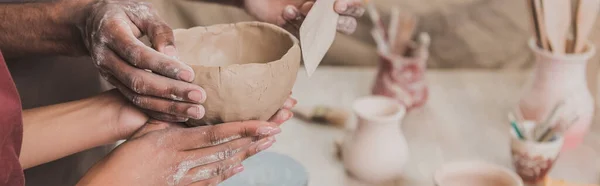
510,125,564,184
433,161,524,186
518,38,596,151
372,48,429,110
342,96,409,183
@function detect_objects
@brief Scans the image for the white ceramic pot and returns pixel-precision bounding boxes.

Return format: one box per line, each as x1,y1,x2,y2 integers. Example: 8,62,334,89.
342,96,409,183
518,39,596,151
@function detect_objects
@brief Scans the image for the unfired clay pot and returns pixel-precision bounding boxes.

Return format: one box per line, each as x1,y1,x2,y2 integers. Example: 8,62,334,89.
342,96,409,183
518,39,596,151
173,22,301,126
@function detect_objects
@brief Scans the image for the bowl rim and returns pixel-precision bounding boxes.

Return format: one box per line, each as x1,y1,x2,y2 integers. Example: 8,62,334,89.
433,160,524,186
173,21,300,68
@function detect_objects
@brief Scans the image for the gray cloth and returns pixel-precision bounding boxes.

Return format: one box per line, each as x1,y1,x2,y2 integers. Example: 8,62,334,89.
7,56,113,186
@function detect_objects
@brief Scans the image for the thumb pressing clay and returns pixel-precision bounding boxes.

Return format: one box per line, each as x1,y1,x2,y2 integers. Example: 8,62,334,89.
172,22,301,126
300,0,339,77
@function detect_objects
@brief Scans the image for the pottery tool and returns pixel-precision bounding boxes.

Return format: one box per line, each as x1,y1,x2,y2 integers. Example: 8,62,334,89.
364,0,387,38
292,106,349,128
509,113,525,140
388,7,401,50
533,100,565,140
542,0,572,53
394,13,418,55
539,115,579,142
574,0,600,53
371,29,390,53
525,0,542,47
299,0,339,77
533,0,550,50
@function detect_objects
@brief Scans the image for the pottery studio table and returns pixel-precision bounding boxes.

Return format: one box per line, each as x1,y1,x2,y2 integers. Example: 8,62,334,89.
267,66,600,186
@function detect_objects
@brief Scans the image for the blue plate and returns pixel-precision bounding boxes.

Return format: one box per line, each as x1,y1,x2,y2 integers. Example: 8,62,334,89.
219,151,308,186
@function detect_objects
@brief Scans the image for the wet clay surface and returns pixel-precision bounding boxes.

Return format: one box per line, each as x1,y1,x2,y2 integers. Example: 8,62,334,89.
173,22,301,126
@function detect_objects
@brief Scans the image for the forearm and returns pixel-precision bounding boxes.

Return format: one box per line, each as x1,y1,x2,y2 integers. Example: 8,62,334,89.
19,91,128,169
0,0,89,59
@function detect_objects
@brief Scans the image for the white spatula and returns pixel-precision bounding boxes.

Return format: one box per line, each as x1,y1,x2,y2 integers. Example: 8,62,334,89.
299,0,339,77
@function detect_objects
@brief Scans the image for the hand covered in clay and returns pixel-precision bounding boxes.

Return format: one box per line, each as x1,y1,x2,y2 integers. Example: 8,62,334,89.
78,120,281,186
243,0,365,35
78,0,206,122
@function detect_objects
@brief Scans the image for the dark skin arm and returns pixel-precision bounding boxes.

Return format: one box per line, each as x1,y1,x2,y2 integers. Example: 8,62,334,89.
0,0,206,122
0,0,88,59
0,0,297,123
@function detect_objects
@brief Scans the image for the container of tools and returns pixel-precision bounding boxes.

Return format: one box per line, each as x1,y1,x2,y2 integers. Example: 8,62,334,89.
367,5,431,110
508,103,578,185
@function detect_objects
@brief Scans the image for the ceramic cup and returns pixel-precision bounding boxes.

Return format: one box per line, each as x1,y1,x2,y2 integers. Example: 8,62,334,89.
510,125,565,185
434,161,524,186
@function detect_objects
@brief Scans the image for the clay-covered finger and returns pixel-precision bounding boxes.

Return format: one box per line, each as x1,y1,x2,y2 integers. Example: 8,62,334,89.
337,16,358,35
176,137,257,170
101,49,206,104
105,74,204,120
103,19,195,83
179,137,274,185
268,109,293,125
173,121,279,150
179,163,244,186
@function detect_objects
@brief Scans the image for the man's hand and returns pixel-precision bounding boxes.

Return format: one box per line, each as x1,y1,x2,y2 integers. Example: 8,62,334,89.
78,120,281,186
242,0,365,35
78,0,206,122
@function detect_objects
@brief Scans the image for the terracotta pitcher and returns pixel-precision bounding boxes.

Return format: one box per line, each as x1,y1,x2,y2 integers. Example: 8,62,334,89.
342,96,409,183
518,39,596,151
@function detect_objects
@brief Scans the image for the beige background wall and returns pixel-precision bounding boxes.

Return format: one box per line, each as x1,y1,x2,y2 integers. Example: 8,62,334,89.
145,0,599,96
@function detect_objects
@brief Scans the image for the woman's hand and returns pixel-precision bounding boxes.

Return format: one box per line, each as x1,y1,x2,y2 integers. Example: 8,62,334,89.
242,0,365,35
78,120,281,186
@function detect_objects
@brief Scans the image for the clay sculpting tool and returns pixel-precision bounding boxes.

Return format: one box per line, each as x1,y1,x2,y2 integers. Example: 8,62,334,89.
540,115,579,142
299,0,339,77
371,29,390,53
509,113,525,140
364,0,387,39
388,6,401,50
395,12,417,56
542,0,572,53
526,0,542,47
533,0,550,50
574,0,600,53
533,100,565,140
292,106,349,128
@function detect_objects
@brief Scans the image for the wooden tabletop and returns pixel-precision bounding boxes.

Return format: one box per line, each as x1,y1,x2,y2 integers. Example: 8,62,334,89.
268,67,600,186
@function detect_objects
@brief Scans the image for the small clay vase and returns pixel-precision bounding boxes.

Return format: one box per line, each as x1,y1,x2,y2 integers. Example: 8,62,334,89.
372,43,429,110
342,96,409,183
172,22,301,126
518,38,596,151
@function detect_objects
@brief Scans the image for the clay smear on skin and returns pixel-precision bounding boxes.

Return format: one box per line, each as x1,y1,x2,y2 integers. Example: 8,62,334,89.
168,147,242,185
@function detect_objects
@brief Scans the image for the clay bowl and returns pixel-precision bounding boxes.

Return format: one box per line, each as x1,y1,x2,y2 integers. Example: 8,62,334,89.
434,161,524,186
173,22,301,126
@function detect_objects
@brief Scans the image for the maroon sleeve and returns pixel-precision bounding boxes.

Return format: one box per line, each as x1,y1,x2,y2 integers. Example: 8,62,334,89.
0,50,25,186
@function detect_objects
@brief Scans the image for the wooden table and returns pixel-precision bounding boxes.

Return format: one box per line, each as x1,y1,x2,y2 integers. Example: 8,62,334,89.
268,67,600,186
